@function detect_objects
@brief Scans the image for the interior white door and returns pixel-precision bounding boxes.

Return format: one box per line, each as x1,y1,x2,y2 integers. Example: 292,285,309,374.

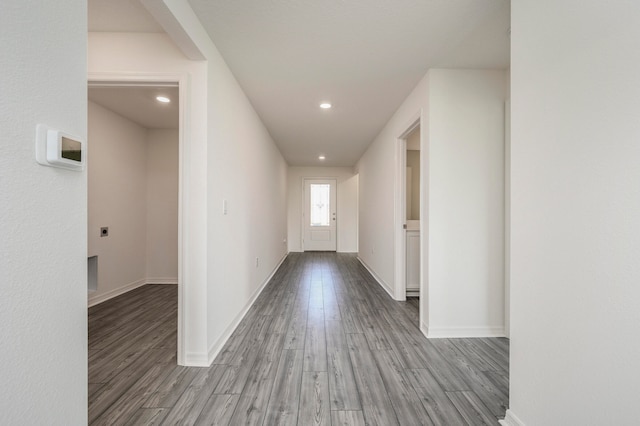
303,178,337,251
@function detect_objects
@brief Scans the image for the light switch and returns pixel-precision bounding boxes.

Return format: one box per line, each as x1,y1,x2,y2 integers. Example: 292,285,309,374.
223,200,228,215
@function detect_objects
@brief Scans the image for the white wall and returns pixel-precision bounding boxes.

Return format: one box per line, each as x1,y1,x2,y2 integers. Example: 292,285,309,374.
0,0,87,423
91,2,288,365
427,69,505,337
288,166,359,253
357,76,427,295
147,129,179,282
160,1,289,362
357,69,506,337
144,1,288,363
507,1,640,424
88,101,149,304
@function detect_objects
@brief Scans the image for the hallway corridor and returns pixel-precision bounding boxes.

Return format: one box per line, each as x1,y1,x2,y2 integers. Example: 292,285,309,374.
88,253,508,425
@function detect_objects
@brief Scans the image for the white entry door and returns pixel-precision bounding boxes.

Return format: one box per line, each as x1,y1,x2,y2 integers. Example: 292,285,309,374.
303,179,337,251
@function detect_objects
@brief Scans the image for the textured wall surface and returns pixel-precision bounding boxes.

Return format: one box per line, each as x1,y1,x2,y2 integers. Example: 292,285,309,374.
0,0,88,423
509,1,640,423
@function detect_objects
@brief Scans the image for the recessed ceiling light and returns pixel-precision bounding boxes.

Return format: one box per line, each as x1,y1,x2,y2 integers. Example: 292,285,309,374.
156,96,170,103
319,103,332,109
319,155,326,160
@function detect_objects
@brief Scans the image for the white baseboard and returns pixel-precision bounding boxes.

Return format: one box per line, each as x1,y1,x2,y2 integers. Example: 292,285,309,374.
356,256,395,299
146,277,178,285
88,278,147,307
206,252,289,365
420,321,429,338
500,410,525,426
184,351,210,367
88,278,178,307
424,325,506,338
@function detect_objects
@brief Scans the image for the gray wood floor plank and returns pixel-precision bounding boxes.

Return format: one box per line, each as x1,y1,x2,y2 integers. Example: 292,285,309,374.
303,322,327,372
213,363,252,395
375,313,423,370
307,306,325,324
126,408,169,426
230,317,274,367
431,339,508,417
214,319,273,394
89,255,509,425
338,309,364,334
406,369,466,426
482,370,509,396
264,349,305,426
308,281,324,311
480,337,510,360
472,338,510,369
269,309,294,335
446,391,498,425
89,349,171,423
211,333,246,365
90,320,175,383
322,285,342,321
372,349,434,425
283,308,308,350
93,364,176,425
353,300,393,351
447,338,497,372
193,394,240,426
491,337,510,354
408,336,470,392
161,365,226,425
325,320,361,410
89,321,161,378
143,367,200,408
346,333,399,426
89,382,105,399
331,410,366,426
227,333,283,425
451,339,502,372
298,372,330,426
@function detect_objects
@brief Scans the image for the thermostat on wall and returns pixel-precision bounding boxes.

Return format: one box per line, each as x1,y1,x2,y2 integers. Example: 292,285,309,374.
36,124,85,171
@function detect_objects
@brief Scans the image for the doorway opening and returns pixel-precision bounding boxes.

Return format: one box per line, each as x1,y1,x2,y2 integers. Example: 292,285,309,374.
395,113,424,327
87,74,187,365
405,126,421,299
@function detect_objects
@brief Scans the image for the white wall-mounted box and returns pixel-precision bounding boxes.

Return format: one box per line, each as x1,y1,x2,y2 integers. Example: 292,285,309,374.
36,124,85,171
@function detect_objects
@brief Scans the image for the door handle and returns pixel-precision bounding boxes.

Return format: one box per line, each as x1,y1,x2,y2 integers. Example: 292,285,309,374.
403,224,407,229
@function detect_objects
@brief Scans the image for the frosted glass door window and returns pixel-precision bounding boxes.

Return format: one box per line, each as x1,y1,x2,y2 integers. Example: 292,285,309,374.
310,184,331,226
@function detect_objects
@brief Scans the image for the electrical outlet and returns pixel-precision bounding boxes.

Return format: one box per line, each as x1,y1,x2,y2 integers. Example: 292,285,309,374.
100,227,109,237
255,257,259,267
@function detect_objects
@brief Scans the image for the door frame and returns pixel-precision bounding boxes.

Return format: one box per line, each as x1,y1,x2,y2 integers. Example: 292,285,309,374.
394,112,422,302
88,71,188,365
301,177,338,251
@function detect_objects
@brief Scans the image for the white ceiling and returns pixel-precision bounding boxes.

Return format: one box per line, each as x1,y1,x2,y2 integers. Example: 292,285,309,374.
88,0,510,166
88,86,179,130
88,0,164,32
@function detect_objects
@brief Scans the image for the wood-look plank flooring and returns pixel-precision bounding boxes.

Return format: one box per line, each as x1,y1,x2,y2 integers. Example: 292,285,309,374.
88,253,509,425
